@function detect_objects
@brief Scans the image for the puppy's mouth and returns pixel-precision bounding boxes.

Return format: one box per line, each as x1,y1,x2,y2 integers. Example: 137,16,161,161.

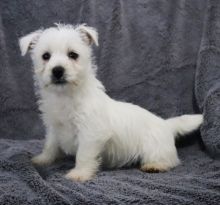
45,76,77,88
52,79,67,85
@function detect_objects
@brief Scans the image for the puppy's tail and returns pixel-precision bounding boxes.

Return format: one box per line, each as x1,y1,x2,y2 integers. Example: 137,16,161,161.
166,114,203,138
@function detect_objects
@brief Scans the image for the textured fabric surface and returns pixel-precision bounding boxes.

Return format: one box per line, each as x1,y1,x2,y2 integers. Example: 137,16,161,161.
0,139,219,205
195,1,220,158
0,0,220,204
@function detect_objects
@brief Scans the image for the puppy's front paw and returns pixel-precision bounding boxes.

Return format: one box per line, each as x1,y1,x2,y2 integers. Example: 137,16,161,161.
65,168,94,182
31,153,53,166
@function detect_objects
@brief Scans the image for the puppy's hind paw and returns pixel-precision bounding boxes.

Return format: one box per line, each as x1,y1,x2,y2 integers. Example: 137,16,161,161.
65,168,94,182
140,162,170,173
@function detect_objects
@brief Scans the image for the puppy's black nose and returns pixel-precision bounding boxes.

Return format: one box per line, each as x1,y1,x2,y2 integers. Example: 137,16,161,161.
52,66,64,80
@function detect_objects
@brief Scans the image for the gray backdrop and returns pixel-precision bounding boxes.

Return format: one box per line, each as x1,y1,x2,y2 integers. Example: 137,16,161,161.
0,0,220,204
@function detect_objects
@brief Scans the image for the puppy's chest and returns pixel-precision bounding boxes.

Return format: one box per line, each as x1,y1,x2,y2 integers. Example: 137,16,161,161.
46,99,82,155
46,96,83,124
56,122,79,155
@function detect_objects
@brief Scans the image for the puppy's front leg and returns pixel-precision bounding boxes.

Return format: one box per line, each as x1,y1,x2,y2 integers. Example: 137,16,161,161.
65,139,103,182
32,129,60,166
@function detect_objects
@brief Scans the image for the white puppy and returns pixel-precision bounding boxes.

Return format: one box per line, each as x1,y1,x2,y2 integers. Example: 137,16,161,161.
19,24,203,182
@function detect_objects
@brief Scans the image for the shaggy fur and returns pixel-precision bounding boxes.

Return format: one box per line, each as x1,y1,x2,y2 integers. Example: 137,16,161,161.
19,24,203,182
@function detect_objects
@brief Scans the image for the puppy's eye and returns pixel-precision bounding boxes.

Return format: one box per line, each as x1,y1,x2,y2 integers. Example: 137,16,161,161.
68,51,79,60
42,52,51,61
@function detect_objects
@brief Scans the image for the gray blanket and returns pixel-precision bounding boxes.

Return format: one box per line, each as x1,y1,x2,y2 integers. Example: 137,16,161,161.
0,0,220,204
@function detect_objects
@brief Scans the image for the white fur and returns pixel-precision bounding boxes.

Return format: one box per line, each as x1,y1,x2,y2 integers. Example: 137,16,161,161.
19,24,203,182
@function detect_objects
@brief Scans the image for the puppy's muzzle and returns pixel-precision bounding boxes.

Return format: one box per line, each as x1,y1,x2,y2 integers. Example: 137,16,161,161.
51,66,67,85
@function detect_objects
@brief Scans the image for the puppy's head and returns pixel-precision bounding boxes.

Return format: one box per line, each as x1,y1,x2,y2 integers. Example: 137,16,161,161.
19,24,98,89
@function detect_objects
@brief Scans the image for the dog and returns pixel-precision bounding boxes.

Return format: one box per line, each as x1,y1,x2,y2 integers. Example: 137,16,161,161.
19,24,203,182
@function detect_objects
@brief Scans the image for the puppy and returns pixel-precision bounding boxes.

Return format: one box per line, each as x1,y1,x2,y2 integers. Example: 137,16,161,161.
19,24,203,182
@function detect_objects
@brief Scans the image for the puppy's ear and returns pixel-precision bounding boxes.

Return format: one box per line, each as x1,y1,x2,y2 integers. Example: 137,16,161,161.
76,24,98,46
19,30,43,56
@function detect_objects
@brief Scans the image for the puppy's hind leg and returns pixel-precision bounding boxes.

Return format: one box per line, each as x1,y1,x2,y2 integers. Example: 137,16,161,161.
140,133,180,173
